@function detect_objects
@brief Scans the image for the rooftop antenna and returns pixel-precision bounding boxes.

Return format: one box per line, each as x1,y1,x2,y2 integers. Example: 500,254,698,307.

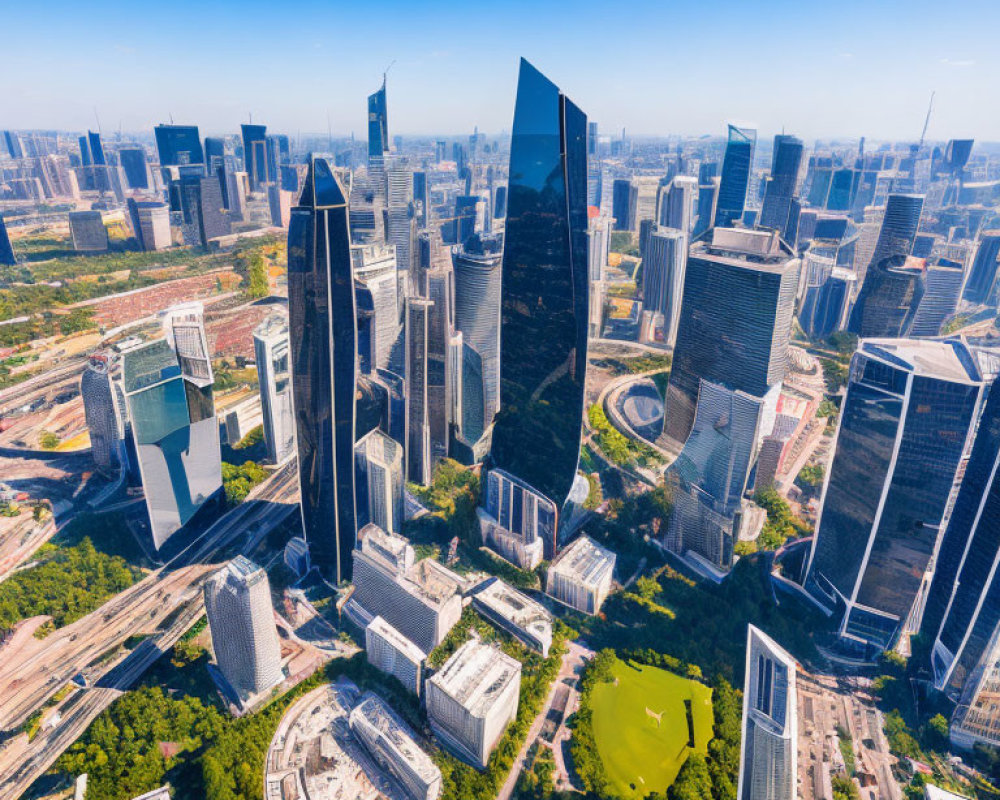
169,113,174,124
383,59,396,86
93,107,102,133
919,91,935,148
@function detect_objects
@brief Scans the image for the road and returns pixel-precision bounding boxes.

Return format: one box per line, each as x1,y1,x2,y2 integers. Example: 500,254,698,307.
0,461,299,799
496,641,592,800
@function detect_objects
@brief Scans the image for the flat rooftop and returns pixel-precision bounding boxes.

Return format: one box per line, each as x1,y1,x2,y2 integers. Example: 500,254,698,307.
472,578,552,641
430,638,520,717
549,535,616,589
861,338,981,384
694,226,797,272
350,692,440,783
367,616,427,663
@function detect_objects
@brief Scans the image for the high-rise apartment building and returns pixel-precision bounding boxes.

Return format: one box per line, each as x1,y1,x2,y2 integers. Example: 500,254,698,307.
488,58,589,528
204,556,283,700
641,226,687,346
738,625,797,800
804,339,988,653
288,157,359,583
426,638,521,770
253,314,296,465
758,134,803,233
715,124,757,228
80,351,125,471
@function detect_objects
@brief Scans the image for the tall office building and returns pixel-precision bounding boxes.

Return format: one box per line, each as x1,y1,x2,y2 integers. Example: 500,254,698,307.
758,134,803,233
798,263,856,339
154,124,204,167
426,638,521,770
69,210,109,252
354,428,404,534
241,124,268,190
127,199,171,252
80,351,125,471
452,234,503,450
349,693,442,800
693,177,719,239
641,226,687,346
715,124,757,228
910,261,964,337
204,137,225,173
738,625,797,800
204,556,283,700
288,157,359,583
118,147,149,189
368,76,389,164
963,232,1000,305
488,58,589,525
253,314,296,465
426,267,456,465
122,324,221,551
352,243,400,372
804,339,987,653
177,175,231,247
478,468,554,569
658,175,697,233
612,178,638,231
919,363,1000,699
405,297,433,485
0,213,15,266
661,228,799,450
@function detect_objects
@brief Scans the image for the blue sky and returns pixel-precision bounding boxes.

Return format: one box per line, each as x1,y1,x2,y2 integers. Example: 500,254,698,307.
6,0,1000,142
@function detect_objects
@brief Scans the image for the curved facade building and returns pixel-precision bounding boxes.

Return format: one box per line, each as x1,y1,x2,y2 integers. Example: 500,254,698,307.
848,254,926,338
488,58,589,514
288,157,358,584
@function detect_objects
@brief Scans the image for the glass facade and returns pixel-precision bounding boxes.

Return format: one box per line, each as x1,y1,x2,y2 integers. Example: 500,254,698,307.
288,158,359,583
154,124,204,167
714,124,756,228
368,78,388,161
848,254,925,338
963,233,1000,305
240,124,268,189
118,147,148,190
758,134,803,233
0,213,15,266
488,58,589,512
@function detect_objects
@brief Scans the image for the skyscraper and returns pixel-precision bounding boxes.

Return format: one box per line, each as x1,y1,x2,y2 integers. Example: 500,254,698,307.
738,625,797,800
715,124,757,228
288,157,359,583
122,309,222,552
658,175,697,233
641,226,687,346
154,124,204,167
176,175,231,248
661,228,799,451
426,267,456,465
804,338,988,653
80,351,125,471
127,199,171,252
963,231,1000,305
612,178,637,231
488,58,589,524
0,213,15,266
241,123,268,190
118,147,149,189
253,314,296,465
758,134,803,233
847,254,926,338
368,76,389,163
204,556,283,700
406,297,433,486
354,428,404,534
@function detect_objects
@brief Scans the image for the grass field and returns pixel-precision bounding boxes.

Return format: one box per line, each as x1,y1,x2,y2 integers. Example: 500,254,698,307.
590,658,714,798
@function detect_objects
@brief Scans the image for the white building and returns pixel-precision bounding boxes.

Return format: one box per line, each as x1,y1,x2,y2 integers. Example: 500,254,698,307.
253,313,296,464
737,625,797,800
366,615,427,697
471,577,553,657
545,535,615,615
426,638,521,769
349,692,442,800
204,556,284,701
354,429,404,534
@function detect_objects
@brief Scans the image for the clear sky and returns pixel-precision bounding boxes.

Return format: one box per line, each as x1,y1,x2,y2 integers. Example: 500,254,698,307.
7,0,1000,143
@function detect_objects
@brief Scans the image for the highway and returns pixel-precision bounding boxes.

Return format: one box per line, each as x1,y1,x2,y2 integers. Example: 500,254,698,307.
0,460,299,799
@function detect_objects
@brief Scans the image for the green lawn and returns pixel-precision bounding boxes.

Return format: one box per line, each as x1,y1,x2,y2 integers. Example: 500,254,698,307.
589,658,714,798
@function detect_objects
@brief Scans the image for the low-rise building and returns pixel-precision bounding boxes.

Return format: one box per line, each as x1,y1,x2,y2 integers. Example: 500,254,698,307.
545,535,615,615
470,577,553,657
349,692,442,800
69,210,109,252
366,615,427,697
426,638,521,769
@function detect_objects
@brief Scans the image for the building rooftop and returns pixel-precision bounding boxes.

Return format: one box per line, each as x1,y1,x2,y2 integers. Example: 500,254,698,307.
350,692,440,784
253,312,288,342
548,535,616,589
405,559,466,606
861,338,982,384
367,616,427,663
359,523,413,573
429,638,521,718
695,227,797,271
121,339,179,394
472,578,552,645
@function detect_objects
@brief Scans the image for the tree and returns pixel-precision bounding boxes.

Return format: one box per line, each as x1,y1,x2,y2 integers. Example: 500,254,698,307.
246,251,269,299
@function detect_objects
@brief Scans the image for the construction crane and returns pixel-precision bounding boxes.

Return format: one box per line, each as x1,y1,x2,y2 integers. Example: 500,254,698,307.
918,91,935,149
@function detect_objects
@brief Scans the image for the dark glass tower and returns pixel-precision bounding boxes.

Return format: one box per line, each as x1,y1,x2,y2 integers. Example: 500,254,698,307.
241,124,268,190
963,232,1000,305
714,124,756,228
368,77,388,163
488,58,589,525
0,213,15,266
154,125,204,167
758,134,803,232
87,131,106,166
288,157,358,583
804,338,985,653
118,147,149,189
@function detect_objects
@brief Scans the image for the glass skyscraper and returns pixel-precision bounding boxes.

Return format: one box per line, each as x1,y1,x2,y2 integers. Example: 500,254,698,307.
368,77,388,163
117,147,149,190
758,134,803,233
488,58,589,529
241,124,268,190
714,124,756,228
0,213,15,266
154,124,204,167
288,157,359,584
253,314,296,465
963,232,1000,305
804,338,987,653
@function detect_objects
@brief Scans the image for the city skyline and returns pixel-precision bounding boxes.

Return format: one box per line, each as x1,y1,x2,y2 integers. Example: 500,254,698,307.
6,0,1000,142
